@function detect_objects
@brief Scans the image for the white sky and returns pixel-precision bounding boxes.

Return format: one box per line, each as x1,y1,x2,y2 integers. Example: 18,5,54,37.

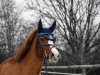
15,0,25,7
14,0,37,23
14,0,100,25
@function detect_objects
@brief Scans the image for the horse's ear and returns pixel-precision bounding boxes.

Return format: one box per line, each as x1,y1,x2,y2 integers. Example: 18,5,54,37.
38,19,43,32
49,20,56,32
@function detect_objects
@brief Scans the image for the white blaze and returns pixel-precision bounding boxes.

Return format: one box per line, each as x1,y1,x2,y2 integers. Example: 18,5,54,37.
48,40,54,45
48,40,59,59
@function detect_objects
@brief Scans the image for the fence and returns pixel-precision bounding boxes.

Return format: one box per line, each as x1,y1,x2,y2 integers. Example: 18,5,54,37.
41,71,82,75
42,64,100,69
41,64,100,75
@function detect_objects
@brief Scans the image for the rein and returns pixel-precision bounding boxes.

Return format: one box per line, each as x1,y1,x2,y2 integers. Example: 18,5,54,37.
44,53,48,75
38,44,48,75
37,34,49,75
37,43,48,75
38,40,48,75
37,33,56,75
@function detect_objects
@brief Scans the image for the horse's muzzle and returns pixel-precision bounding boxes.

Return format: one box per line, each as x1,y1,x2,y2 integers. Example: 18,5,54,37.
49,48,60,63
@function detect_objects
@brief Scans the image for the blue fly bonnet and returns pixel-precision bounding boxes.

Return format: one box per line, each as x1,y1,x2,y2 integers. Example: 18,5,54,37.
37,33,56,41
37,19,56,41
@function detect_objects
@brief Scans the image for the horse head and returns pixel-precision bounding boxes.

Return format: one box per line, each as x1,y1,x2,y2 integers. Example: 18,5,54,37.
37,19,60,63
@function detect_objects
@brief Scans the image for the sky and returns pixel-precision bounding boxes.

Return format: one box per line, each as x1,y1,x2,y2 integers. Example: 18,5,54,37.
15,0,25,7
14,0,37,22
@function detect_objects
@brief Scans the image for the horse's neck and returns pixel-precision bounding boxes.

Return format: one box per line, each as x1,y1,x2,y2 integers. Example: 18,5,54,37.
20,41,43,75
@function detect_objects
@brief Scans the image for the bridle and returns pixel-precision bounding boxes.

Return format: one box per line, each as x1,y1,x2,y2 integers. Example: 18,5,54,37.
37,33,56,57
37,33,56,75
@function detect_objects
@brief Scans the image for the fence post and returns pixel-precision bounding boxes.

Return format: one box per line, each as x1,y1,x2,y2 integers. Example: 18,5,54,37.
82,68,86,75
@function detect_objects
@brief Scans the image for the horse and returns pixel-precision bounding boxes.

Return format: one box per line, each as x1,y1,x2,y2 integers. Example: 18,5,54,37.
0,19,60,75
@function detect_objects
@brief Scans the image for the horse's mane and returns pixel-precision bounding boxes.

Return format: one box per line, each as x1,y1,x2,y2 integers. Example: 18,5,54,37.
14,29,38,62
1,29,38,65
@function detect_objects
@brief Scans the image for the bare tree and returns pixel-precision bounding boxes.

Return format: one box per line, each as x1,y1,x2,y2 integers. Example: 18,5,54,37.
27,0,100,74
0,0,24,57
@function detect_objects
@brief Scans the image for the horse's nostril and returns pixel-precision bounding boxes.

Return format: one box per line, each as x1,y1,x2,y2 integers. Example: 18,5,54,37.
51,53,54,57
57,54,60,58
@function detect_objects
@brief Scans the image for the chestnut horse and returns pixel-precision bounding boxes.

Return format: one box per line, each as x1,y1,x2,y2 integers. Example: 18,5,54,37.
0,19,60,75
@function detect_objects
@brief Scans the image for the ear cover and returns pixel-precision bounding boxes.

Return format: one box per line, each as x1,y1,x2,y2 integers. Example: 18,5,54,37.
38,19,43,33
49,20,56,32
